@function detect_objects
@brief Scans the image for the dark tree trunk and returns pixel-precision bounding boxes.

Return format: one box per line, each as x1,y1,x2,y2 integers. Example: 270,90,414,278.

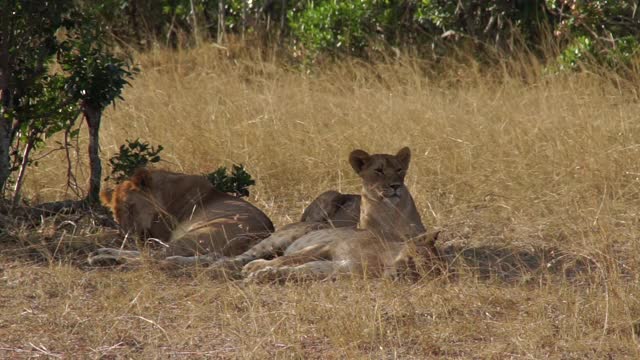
129,0,141,44
83,103,102,204
241,0,247,40
279,0,287,43
0,31,13,196
217,0,225,43
0,115,11,197
190,0,199,45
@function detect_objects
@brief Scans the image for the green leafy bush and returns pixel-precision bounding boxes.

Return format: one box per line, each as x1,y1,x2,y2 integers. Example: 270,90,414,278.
550,0,640,71
555,34,640,72
607,36,640,67
0,2,136,201
106,140,254,197
76,0,640,72
206,164,255,198
59,22,137,111
557,35,594,71
289,1,371,59
414,0,458,30
106,139,164,183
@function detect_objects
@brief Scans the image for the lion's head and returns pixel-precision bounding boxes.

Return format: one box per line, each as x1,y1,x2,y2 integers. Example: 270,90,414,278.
349,147,411,204
100,168,158,236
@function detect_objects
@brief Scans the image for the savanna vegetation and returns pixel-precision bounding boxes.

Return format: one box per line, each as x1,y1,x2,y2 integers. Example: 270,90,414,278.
1,0,640,358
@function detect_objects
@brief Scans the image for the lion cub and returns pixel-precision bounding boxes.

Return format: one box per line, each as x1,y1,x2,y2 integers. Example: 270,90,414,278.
243,147,439,281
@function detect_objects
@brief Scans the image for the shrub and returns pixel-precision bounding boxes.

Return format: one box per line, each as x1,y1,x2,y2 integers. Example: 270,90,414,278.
289,1,371,59
106,139,163,183
106,140,255,197
550,0,640,71
206,164,255,198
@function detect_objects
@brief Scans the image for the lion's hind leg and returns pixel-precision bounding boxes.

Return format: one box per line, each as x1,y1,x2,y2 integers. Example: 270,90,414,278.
161,253,217,268
206,222,328,273
245,260,339,283
242,242,331,276
88,248,142,266
160,232,269,269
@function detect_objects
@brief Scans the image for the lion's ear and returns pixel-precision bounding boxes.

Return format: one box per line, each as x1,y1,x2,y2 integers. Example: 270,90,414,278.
414,230,440,256
416,230,440,245
301,190,341,222
396,146,411,171
131,168,152,190
100,188,114,206
349,149,371,174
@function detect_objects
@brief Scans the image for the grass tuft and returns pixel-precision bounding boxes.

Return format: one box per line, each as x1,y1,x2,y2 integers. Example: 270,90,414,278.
2,46,640,357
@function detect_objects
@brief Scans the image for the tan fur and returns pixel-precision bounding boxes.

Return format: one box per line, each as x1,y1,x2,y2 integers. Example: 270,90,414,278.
299,190,360,227
167,190,360,270
89,168,274,265
243,147,439,282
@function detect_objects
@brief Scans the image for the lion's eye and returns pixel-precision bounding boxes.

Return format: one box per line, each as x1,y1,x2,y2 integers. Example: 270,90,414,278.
375,167,384,175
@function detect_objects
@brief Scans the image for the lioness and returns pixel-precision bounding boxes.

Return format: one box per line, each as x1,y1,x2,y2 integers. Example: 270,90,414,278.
242,147,440,282
88,168,274,265
163,189,361,269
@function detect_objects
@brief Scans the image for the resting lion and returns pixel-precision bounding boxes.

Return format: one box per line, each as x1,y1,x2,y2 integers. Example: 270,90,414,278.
88,168,274,265
163,189,361,269
242,146,441,282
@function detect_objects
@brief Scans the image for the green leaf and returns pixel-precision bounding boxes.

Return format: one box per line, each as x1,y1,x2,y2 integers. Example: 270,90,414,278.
106,139,164,182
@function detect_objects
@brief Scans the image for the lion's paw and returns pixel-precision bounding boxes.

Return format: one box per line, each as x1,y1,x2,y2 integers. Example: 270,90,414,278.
87,251,123,267
244,266,289,284
87,248,141,267
241,259,272,276
210,257,243,272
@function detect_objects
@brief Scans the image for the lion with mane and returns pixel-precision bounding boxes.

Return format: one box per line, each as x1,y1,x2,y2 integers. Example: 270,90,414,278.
89,168,274,265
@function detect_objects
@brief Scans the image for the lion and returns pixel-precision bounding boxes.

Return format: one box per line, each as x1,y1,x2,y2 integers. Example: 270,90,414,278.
162,189,361,269
88,168,274,265
241,146,441,282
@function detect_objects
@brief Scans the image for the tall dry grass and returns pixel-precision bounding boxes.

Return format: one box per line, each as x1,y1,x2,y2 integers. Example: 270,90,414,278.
2,45,640,357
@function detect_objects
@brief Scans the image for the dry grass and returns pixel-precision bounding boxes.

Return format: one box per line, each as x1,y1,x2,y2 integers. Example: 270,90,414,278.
2,45,640,358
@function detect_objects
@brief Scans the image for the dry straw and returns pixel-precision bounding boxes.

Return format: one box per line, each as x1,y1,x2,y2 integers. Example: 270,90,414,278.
4,44,640,357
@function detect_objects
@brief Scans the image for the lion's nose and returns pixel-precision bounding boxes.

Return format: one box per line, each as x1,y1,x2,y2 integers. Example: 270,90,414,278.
390,184,402,191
